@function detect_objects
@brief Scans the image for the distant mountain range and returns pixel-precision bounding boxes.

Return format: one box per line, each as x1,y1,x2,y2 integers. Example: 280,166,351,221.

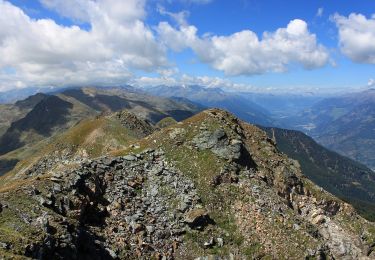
0,87,58,104
239,92,325,120
143,85,275,126
288,89,375,170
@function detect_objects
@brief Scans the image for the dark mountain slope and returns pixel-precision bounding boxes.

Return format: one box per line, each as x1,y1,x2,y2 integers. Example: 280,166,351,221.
61,87,204,123
263,127,375,220
0,96,73,155
14,93,48,110
0,93,48,137
61,88,131,112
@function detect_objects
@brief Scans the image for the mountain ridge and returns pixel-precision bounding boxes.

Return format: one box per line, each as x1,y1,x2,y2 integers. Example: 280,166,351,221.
0,108,374,259
143,85,275,126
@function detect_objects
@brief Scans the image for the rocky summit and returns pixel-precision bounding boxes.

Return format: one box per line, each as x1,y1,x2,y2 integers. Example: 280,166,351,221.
0,109,374,259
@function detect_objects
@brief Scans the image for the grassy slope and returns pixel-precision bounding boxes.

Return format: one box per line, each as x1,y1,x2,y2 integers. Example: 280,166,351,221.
155,117,178,129
0,115,137,191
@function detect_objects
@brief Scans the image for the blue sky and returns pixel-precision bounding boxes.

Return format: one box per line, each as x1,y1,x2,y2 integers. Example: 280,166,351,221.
1,0,375,93
148,0,375,90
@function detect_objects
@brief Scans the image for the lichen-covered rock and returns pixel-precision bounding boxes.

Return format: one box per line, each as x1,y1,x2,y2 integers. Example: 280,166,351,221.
193,129,243,160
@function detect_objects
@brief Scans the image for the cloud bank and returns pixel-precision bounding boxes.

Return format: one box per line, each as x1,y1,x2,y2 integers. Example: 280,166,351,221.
0,0,331,91
157,18,329,76
0,0,166,91
333,13,375,64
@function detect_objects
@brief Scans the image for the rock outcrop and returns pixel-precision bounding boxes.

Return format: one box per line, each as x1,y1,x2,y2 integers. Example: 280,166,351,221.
19,149,207,259
112,110,154,138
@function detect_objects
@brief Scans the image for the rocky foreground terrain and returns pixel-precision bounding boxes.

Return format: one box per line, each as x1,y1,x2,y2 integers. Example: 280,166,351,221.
0,109,374,259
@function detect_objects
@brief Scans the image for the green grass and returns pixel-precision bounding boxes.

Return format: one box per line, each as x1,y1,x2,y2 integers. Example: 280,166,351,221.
0,190,44,256
155,117,177,129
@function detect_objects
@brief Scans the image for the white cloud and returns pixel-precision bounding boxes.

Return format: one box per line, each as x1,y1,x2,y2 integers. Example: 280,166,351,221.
158,19,329,76
333,13,375,64
133,74,248,90
39,0,93,22
316,7,324,17
368,78,375,87
157,67,179,77
0,0,330,92
157,5,189,26
40,0,147,23
0,0,167,91
132,74,345,94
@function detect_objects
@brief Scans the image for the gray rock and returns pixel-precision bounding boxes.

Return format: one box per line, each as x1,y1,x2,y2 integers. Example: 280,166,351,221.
124,155,137,161
216,237,224,247
105,248,118,259
0,242,10,250
193,129,242,160
293,224,300,230
150,166,163,175
146,225,155,234
203,237,215,248
179,201,190,212
36,216,50,233
150,186,158,196
39,197,53,207
53,183,62,193
50,175,62,182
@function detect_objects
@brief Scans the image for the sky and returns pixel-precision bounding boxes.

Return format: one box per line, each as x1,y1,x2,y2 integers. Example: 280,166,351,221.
0,0,375,93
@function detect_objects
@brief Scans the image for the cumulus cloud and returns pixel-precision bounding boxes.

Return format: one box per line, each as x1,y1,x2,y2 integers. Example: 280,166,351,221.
333,13,375,64
0,0,167,91
158,18,329,76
